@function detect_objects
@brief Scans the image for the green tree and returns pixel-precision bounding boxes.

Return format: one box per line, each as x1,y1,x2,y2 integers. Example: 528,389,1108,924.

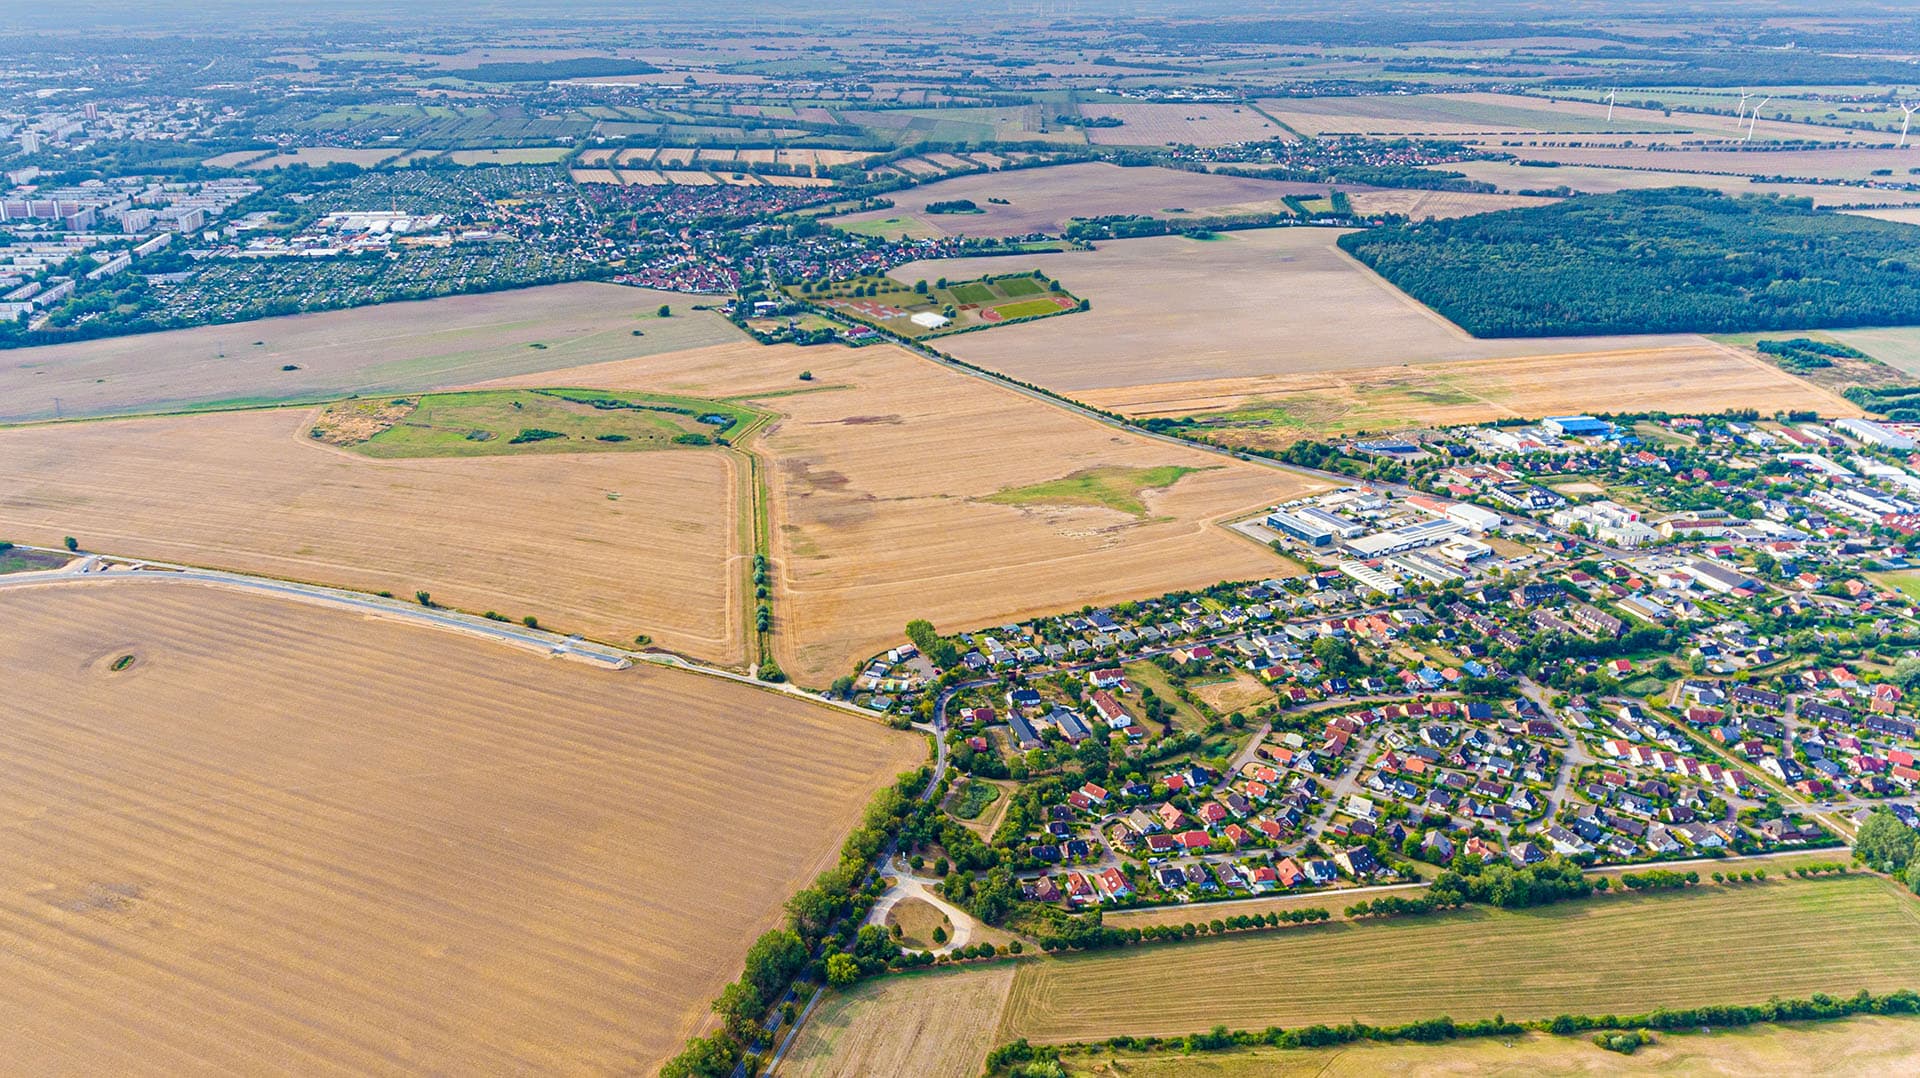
658,1033,738,1078
741,929,808,1004
710,980,761,1041
825,953,860,986
1855,809,1918,872
63,536,78,552
657,304,672,317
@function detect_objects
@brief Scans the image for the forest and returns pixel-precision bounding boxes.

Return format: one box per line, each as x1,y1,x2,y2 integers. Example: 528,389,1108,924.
1339,188,1920,338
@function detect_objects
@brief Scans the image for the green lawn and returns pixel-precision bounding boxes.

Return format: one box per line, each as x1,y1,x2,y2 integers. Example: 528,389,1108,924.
984,465,1203,517
1872,571,1920,602
948,780,1002,821
314,388,766,459
989,297,1074,320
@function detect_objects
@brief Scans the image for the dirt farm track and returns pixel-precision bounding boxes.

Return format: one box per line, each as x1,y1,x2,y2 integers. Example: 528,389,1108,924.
0,578,923,1075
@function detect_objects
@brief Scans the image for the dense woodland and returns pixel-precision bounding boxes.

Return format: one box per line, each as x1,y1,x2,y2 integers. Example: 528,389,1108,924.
1339,189,1920,338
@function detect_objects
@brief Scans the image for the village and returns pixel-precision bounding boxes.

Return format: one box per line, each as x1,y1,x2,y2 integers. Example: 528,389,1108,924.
856,410,1920,915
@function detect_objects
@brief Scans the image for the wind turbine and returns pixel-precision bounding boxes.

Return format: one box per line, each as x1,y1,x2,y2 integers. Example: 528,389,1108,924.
1605,87,1618,122
1745,96,1771,142
1898,99,1920,148
1736,88,1753,122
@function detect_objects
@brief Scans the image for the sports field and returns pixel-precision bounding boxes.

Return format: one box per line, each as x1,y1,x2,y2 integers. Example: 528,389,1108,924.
997,875,1920,1044
0,579,922,1075
0,407,746,662
478,341,1318,686
896,231,1713,393
0,282,741,423
1081,345,1858,447
829,162,1354,238
802,272,1079,337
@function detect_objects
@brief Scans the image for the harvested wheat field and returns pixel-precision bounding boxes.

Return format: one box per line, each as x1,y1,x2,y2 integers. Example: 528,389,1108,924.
1081,344,1860,447
1439,159,1920,208
1485,144,1920,184
479,341,1318,686
1077,102,1289,146
1344,187,1557,220
0,408,745,661
828,162,1356,238
0,282,742,423
782,965,1016,1078
1069,1019,1920,1077
998,875,1920,1046
1257,92,1859,144
0,579,923,1075
897,230,1708,393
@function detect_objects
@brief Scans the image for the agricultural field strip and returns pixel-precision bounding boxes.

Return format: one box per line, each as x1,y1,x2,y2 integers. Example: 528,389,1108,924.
474,340,1319,687
0,282,744,424
997,876,1920,1044
0,407,747,664
0,581,925,1075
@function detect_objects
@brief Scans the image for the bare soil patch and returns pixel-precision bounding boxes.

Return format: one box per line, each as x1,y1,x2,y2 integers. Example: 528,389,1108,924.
0,580,922,1075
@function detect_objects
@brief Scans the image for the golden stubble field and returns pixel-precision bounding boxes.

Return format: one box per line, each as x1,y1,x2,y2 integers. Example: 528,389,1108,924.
1081,344,1861,445
1440,159,1920,208
0,281,743,423
997,876,1920,1045
0,580,924,1075
480,341,1318,685
781,965,1017,1078
894,230,1714,393
1256,91,1873,144
828,162,1356,238
1076,102,1291,146
0,408,746,663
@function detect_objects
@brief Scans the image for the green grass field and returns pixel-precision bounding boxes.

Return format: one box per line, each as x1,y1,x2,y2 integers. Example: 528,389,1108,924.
948,780,1002,821
1871,571,1920,602
989,297,1076,320
984,465,1203,517
0,547,70,575
314,389,765,459
998,874,1920,1044
793,272,1080,338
